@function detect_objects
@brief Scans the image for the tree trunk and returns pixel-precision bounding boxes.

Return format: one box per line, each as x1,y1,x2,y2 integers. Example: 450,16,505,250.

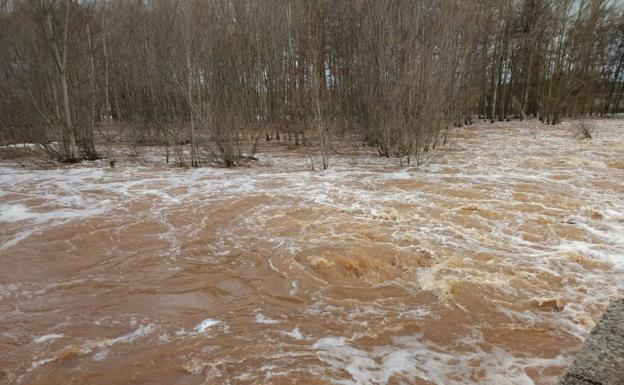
185,7,197,167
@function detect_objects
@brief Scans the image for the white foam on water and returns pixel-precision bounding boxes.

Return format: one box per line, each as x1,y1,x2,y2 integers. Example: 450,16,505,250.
32,334,63,344
289,281,299,296
311,334,568,385
283,327,304,340
28,358,55,372
255,314,282,324
194,318,221,333
0,204,38,222
92,348,109,362
28,323,155,372
398,306,431,320
118,324,155,344
0,283,18,301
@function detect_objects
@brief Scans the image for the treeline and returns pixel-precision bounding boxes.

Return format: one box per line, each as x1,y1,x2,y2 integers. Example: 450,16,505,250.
0,0,623,165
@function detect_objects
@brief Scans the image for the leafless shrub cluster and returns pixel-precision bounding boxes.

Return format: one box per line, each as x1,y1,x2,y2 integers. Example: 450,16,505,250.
0,0,622,166
575,121,594,140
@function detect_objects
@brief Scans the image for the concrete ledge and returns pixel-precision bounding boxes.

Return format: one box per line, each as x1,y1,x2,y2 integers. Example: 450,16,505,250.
558,299,624,385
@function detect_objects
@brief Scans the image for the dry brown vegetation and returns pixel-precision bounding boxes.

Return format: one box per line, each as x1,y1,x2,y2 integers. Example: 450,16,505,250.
0,0,623,165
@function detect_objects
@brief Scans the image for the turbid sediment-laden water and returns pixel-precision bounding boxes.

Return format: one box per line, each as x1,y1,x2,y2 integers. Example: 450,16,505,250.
1,119,623,385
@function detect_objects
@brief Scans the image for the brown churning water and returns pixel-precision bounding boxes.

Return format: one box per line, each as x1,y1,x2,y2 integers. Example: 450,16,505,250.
1,119,623,384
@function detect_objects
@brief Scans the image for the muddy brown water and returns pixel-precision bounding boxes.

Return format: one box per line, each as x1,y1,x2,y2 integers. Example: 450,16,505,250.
1,119,623,385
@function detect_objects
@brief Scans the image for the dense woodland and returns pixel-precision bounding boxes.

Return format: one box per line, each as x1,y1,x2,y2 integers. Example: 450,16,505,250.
1,0,623,166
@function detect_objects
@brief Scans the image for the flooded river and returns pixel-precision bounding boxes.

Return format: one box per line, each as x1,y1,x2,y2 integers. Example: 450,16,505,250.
1,119,623,384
